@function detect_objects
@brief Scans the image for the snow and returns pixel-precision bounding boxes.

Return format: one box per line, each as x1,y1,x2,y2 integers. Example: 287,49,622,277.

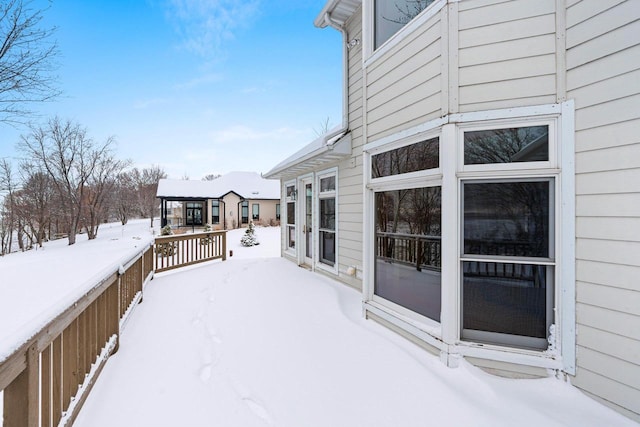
67,227,635,427
0,219,156,363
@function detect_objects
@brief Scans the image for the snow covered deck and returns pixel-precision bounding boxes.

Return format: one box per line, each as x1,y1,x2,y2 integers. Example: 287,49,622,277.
73,229,634,427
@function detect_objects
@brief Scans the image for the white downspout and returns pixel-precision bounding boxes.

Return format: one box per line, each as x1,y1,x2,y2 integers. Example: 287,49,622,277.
322,12,350,143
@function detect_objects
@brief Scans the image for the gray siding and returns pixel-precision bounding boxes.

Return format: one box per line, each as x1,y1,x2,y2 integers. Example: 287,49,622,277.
336,7,365,289
567,0,640,420
365,11,443,141
457,0,558,111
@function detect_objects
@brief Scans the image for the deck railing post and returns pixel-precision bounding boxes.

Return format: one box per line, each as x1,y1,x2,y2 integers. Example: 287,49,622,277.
3,344,39,427
222,232,227,261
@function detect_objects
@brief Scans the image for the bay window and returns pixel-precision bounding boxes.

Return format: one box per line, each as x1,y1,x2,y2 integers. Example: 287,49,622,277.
364,104,573,366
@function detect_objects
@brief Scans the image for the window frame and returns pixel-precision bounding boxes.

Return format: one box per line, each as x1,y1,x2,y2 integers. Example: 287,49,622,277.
241,201,249,224
362,102,576,373
316,168,338,273
252,203,260,221
211,199,220,225
367,129,443,328
284,181,297,254
364,0,446,65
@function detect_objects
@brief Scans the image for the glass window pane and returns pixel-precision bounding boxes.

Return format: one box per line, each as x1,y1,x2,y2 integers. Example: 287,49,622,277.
320,198,335,230
462,262,551,348
464,125,549,165
375,0,435,49
372,137,439,178
320,231,335,266
288,225,295,248
463,181,552,258
320,176,336,192
286,185,295,198
374,187,441,321
287,202,295,225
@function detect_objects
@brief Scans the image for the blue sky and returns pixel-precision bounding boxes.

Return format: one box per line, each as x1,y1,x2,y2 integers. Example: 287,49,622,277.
0,0,343,179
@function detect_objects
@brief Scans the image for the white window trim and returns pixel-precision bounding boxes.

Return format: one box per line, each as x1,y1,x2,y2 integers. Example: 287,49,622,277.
362,102,576,373
363,0,447,66
316,168,339,274
284,180,297,256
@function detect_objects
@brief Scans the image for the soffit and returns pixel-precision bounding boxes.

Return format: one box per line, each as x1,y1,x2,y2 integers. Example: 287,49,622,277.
314,0,362,28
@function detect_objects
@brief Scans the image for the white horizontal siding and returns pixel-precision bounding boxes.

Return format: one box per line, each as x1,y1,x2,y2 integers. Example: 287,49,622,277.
569,7,640,412
576,260,638,292
336,6,364,284
578,324,640,366
365,11,442,142
574,118,640,152
458,0,555,29
457,0,557,111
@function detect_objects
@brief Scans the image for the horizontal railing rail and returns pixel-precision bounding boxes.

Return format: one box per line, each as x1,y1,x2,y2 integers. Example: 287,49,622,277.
154,230,227,273
376,232,442,271
0,245,154,427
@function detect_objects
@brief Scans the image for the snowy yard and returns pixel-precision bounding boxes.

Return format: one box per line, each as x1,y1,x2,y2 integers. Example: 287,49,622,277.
0,222,635,426
62,227,632,427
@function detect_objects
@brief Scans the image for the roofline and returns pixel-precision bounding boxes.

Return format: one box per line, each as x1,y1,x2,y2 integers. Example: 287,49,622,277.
314,0,361,29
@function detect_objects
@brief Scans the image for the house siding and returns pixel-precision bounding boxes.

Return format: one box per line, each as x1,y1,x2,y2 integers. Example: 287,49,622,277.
336,7,365,289
567,0,640,420
457,0,558,111
364,10,443,141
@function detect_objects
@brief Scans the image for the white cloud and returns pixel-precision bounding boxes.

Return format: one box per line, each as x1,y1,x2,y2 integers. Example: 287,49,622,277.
165,0,262,59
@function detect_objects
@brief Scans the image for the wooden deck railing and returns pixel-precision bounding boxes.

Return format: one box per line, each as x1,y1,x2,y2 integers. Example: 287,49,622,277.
154,230,227,273
0,245,154,427
376,232,442,271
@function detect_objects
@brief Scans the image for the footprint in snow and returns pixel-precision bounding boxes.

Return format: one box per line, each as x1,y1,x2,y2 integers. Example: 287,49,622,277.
228,378,274,426
242,397,274,426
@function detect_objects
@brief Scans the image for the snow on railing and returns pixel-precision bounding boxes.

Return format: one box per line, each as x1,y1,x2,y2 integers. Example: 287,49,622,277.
0,246,154,427
154,230,227,273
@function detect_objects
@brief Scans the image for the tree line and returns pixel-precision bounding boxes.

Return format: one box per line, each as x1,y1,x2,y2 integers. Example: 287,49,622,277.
0,117,166,254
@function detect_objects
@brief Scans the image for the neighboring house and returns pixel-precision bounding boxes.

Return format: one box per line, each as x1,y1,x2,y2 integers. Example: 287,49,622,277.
264,0,640,421
156,171,281,230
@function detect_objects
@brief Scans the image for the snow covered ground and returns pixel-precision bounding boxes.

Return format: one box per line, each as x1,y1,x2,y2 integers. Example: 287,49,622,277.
0,219,156,363
69,226,635,427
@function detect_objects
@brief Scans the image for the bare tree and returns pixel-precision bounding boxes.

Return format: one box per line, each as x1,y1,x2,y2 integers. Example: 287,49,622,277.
14,165,55,247
130,165,167,227
313,117,332,137
0,158,17,253
19,117,114,245
0,0,60,124
202,173,221,181
114,170,137,225
82,142,129,239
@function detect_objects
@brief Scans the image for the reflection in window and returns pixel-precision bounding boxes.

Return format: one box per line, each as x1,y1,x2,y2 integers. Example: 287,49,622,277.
372,137,439,178
319,198,336,266
462,179,554,350
252,204,260,221
276,203,280,220
241,201,249,224
320,176,336,192
463,181,551,258
374,187,441,321
375,0,435,49
211,200,220,224
287,201,295,249
463,262,551,344
464,125,549,165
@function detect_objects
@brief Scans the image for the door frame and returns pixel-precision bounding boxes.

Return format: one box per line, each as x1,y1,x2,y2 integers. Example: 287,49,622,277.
299,175,314,268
